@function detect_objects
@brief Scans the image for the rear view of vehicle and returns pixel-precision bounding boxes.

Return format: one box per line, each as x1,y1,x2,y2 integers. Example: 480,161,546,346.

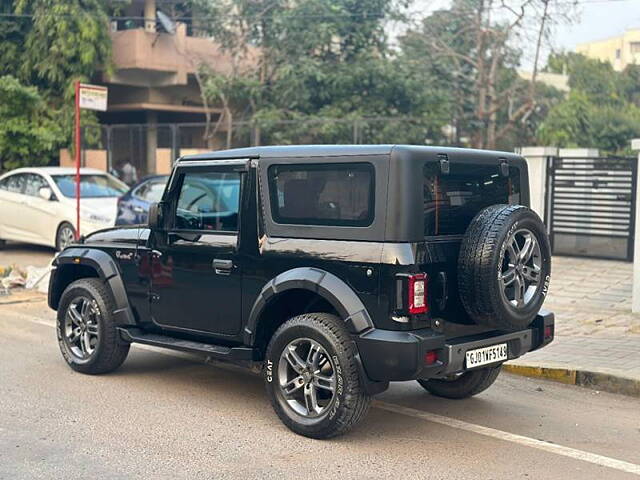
379,146,553,399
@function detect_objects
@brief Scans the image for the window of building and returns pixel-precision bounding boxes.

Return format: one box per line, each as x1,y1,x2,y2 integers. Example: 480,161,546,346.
268,163,374,227
175,171,241,232
616,48,622,59
630,42,640,54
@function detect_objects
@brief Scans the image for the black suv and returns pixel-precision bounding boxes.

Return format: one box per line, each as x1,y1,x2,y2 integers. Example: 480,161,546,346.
48,145,554,438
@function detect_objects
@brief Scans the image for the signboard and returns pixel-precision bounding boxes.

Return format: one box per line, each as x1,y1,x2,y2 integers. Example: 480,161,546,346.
78,83,108,112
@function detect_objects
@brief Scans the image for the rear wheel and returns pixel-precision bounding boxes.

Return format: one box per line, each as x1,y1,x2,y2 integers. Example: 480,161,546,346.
264,313,371,439
56,222,76,251
417,365,501,399
57,278,130,374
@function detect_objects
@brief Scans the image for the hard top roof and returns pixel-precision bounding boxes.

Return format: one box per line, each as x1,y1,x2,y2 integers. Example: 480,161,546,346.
178,144,523,162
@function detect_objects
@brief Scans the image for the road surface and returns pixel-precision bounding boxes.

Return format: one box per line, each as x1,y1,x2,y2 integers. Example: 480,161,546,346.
1,300,639,479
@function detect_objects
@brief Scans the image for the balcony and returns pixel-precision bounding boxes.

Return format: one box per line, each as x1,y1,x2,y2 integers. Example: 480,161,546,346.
107,24,235,88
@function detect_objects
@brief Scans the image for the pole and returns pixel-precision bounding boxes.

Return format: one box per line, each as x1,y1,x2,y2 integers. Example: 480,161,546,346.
75,81,81,240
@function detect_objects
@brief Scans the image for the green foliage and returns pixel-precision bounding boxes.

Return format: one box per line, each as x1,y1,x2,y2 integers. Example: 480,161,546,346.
15,0,112,96
199,0,445,146
540,53,640,154
0,75,63,170
0,0,112,167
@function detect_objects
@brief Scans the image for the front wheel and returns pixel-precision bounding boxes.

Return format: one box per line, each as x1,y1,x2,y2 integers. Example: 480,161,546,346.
57,278,130,374
264,313,371,439
417,365,502,399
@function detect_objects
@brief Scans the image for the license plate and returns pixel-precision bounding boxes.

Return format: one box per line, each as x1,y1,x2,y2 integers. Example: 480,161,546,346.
465,343,508,369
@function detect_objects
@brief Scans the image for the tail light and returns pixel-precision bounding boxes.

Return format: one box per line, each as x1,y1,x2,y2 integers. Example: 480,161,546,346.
424,350,438,365
408,273,428,314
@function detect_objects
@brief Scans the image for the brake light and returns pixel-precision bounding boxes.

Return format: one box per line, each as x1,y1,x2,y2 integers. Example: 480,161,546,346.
424,350,438,365
544,325,553,340
408,273,428,314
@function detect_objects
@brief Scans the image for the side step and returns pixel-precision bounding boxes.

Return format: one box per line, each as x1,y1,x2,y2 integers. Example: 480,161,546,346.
118,327,254,362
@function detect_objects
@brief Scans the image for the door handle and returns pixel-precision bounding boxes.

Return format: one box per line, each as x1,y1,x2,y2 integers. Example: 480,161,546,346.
213,258,233,275
133,206,144,213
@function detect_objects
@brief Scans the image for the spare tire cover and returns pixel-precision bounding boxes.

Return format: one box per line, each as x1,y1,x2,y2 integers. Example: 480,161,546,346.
458,204,551,331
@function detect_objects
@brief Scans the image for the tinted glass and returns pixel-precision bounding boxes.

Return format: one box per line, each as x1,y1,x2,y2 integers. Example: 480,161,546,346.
269,163,374,227
133,177,168,203
24,173,49,197
175,171,241,232
423,163,521,235
52,174,128,198
0,173,27,193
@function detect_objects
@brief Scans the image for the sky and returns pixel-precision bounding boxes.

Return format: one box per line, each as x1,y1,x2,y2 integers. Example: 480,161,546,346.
394,0,640,70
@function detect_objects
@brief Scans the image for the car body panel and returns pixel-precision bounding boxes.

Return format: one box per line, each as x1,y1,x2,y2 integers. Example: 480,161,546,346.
0,167,126,248
48,145,554,388
116,175,169,226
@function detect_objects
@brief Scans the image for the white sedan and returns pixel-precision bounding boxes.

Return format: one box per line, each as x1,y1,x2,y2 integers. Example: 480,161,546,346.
0,167,129,250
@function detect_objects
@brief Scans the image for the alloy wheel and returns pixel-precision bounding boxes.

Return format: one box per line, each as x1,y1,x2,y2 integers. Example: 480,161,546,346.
277,338,337,418
58,226,75,250
64,296,100,359
499,228,542,308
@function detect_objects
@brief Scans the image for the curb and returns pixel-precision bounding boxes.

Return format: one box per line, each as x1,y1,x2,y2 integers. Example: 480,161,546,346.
503,364,640,397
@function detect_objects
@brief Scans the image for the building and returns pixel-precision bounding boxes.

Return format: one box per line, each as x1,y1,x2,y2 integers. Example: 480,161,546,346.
517,71,570,93
64,0,247,177
575,28,640,72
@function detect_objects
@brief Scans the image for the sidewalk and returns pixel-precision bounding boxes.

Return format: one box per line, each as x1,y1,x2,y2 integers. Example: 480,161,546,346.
505,256,640,396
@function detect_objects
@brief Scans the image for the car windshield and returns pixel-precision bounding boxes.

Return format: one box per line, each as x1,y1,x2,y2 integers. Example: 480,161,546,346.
51,174,128,198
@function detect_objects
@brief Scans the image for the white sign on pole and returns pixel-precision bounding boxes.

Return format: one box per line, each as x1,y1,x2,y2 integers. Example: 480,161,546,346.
79,84,108,111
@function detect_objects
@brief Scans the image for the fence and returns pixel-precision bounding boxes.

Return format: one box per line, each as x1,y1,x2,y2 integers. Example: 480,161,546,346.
75,117,440,178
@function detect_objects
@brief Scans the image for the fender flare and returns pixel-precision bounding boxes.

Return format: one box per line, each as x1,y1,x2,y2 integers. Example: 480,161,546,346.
244,267,374,346
50,247,136,326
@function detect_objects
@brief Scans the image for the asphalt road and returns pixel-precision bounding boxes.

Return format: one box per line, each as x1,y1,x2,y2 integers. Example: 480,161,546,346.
1,300,639,480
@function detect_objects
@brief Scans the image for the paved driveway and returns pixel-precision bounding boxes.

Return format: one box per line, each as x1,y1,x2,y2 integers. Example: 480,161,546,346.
546,256,638,336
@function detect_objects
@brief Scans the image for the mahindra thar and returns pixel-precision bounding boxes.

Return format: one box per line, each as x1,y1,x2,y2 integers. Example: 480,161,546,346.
48,145,554,438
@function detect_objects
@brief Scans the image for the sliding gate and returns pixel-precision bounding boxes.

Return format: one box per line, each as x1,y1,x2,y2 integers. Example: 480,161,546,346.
546,156,637,261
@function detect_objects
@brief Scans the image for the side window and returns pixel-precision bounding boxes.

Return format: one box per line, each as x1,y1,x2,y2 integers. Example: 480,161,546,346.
136,179,166,203
268,163,374,227
24,174,49,197
174,171,241,232
0,173,27,194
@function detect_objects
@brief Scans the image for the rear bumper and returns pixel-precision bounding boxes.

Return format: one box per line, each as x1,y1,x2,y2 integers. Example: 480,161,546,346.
355,310,555,382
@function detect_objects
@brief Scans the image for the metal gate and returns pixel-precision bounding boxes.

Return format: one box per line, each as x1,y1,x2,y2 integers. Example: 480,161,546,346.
546,156,637,262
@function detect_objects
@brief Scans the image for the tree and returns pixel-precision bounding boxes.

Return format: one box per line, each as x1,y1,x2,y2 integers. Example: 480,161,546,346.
196,0,447,146
398,0,561,150
539,53,640,153
0,75,62,170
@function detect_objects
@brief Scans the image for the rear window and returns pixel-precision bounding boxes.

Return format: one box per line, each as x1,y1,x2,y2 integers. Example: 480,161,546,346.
423,163,521,236
268,163,374,227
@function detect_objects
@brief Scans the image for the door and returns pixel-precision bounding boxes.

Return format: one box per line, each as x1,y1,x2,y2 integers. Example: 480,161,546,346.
21,173,59,244
150,165,244,336
0,173,32,242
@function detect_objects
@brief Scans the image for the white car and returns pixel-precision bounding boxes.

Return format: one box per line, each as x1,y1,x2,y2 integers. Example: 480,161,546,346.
0,167,129,250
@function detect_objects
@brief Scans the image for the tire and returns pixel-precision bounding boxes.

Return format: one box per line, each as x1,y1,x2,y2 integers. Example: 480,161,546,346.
56,278,130,374
458,204,551,331
56,222,76,251
417,365,501,399
0,239,5,249
264,313,371,439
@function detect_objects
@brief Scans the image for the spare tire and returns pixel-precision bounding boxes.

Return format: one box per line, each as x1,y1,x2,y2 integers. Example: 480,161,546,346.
458,204,551,331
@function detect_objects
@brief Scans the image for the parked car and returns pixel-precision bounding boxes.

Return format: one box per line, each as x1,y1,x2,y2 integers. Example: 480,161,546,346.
115,175,169,225
48,145,554,438
0,167,128,250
